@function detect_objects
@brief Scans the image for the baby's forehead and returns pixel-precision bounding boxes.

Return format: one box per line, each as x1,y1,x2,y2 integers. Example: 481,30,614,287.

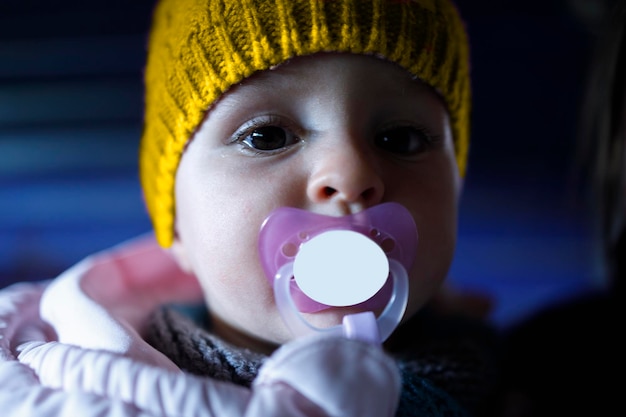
222,53,433,99
201,53,450,134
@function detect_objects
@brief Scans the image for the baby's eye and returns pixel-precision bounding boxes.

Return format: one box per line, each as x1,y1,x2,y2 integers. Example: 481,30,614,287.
240,125,299,152
374,126,433,156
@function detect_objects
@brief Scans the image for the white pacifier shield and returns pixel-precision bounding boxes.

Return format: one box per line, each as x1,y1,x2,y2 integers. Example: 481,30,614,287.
292,230,389,307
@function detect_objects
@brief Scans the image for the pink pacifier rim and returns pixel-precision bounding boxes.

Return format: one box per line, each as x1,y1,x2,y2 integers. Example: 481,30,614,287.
258,202,418,313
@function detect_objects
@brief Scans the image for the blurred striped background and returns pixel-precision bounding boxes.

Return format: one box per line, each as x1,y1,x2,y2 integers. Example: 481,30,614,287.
0,0,608,328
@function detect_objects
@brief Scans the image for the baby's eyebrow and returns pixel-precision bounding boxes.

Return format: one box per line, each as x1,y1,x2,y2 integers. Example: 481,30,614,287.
218,74,284,104
211,71,304,116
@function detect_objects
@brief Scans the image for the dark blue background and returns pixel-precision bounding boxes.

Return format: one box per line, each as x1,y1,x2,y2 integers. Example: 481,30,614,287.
0,0,606,328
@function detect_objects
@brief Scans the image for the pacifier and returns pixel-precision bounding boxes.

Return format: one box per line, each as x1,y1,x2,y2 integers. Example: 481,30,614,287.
258,202,418,344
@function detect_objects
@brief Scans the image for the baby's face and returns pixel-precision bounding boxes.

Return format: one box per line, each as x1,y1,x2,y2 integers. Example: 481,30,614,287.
172,53,461,353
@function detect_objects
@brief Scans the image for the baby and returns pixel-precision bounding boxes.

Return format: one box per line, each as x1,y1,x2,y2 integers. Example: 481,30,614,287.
0,1,499,416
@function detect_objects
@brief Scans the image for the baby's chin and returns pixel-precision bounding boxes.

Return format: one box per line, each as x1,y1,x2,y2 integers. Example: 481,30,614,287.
260,308,372,340
238,306,388,351
299,305,385,329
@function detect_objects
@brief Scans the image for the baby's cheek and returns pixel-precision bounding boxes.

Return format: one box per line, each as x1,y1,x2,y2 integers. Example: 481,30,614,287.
406,276,442,316
208,272,293,344
212,267,276,311
405,244,455,315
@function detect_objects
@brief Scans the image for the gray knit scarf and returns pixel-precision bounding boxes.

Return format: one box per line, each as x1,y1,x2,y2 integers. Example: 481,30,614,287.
145,306,499,417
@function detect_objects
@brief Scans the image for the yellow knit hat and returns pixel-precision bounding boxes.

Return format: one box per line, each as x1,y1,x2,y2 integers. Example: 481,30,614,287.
140,0,471,248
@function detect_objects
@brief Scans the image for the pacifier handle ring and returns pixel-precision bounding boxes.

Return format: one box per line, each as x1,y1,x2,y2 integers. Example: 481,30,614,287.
274,259,409,343
377,260,409,341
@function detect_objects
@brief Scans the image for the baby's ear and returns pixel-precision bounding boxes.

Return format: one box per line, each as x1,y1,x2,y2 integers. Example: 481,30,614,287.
169,236,194,274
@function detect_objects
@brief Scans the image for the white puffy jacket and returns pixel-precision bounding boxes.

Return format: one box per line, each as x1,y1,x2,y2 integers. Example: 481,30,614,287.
0,234,401,417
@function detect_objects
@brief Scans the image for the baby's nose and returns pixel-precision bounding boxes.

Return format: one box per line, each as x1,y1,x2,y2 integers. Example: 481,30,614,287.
306,142,384,209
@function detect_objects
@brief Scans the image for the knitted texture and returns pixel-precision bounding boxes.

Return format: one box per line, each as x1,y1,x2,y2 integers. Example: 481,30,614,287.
145,306,498,417
146,307,265,386
140,0,471,247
